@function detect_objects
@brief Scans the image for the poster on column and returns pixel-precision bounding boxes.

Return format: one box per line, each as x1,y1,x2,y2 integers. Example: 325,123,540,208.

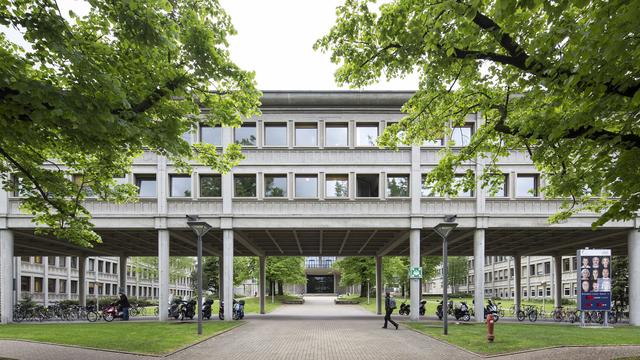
577,249,612,311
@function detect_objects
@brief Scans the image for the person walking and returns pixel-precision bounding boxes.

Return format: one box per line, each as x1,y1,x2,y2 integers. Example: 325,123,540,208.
383,292,398,330
117,289,130,321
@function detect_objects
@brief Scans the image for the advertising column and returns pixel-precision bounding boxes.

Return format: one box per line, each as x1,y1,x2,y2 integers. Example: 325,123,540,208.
577,249,612,325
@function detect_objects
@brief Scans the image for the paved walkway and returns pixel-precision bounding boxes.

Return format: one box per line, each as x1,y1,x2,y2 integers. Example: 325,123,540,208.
1,296,639,360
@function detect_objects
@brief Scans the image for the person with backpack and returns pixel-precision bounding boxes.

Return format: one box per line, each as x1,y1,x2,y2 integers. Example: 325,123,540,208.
383,291,398,329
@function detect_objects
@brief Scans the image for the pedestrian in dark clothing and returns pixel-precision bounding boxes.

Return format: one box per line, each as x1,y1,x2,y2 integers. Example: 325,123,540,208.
117,289,130,321
383,292,398,329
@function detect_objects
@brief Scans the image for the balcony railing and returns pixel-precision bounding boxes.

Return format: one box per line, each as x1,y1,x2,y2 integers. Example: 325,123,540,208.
305,262,334,269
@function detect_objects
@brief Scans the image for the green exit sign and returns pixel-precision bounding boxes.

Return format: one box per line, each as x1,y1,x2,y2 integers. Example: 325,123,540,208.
409,267,423,279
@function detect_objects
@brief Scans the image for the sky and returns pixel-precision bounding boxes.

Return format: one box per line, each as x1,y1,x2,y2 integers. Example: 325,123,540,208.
2,0,419,91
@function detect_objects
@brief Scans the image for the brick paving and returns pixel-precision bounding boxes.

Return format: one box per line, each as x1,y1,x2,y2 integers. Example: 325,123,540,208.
1,296,639,360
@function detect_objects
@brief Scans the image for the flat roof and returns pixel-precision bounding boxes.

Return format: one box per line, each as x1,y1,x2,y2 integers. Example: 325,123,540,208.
260,90,415,108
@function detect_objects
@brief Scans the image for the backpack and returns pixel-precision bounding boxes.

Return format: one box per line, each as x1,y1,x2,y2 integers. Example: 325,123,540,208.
389,298,396,309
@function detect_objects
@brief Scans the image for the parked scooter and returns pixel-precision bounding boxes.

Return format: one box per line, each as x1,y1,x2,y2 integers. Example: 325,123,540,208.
179,299,196,320
219,299,245,320
102,303,124,322
453,301,471,321
203,299,214,320
398,300,410,315
168,298,181,319
484,299,500,322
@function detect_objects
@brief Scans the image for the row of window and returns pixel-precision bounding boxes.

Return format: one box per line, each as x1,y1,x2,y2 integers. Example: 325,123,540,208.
133,172,541,199
182,122,474,148
19,276,190,298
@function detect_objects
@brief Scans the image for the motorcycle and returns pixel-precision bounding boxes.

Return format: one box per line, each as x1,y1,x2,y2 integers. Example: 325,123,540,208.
484,299,500,322
179,299,196,320
168,299,181,319
203,299,214,320
436,300,453,320
219,299,245,320
102,303,124,322
453,301,471,321
398,300,426,316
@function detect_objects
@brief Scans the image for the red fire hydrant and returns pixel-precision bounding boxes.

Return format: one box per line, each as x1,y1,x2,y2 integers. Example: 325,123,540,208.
487,314,495,342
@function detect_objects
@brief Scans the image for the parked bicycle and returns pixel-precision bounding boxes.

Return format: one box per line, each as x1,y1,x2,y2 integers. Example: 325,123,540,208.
516,304,538,322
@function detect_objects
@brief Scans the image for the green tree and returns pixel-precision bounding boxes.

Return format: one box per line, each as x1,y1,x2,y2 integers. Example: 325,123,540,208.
191,256,220,294
333,256,375,297
266,257,306,295
0,0,260,246
446,256,469,293
612,256,628,309
316,0,640,226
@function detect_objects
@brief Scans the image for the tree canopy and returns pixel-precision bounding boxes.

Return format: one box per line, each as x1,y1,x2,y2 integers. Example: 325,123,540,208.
316,0,640,226
0,0,260,246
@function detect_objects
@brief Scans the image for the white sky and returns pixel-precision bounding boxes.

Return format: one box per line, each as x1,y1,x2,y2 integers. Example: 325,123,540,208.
2,0,418,91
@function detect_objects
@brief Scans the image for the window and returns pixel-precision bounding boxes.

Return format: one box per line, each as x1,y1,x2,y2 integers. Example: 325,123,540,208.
538,288,543,297
537,263,543,275
89,258,95,272
234,123,256,146
113,175,128,186
386,174,409,197
454,174,474,197
572,257,577,270
58,256,66,267
72,174,95,197
529,265,535,276
21,276,30,292
200,125,222,146
105,283,110,296
423,139,443,147
326,174,349,197
563,258,571,272
564,287,571,296
544,261,551,274
135,174,157,197
356,123,378,146
71,280,78,294
48,257,56,266
34,277,43,293
490,174,509,197
21,256,30,263
421,174,435,197
450,124,473,146
71,257,78,269
265,174,288,197
356,174,379,197
112,263,117,274
523,289,528,297
170,175,192,197
200,174,221,197
264,123,287,146
295,123,318,147
516,174,539,197
98,260,104,273
88,282,95,295
34,256,42,264
325,123,348,147
48,278,56,293
234,174,256,197
510,268,514,278
295,175,318,198
181,129,192,144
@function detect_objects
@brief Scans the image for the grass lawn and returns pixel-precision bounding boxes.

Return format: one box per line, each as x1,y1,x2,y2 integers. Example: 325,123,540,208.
405,322,640,355
207,295,301,315
0,321,241,355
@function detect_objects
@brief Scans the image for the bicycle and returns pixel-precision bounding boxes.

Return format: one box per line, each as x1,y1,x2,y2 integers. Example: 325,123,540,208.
516,304,538,322
552,306,565,322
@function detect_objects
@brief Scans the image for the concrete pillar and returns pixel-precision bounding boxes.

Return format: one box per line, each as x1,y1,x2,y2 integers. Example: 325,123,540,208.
119,255,127,295
66,257,71,300
223,229,234,321
219,256,224,301
513,255,522,314
553,255,562,308
375,256,383,315
78,256,86,307
0,230,14,323
473,229,485,322
43,256,49,307
409,229,420,321
259,256,266,314
629,230,640,326
158,230,170,321
15,256,21,303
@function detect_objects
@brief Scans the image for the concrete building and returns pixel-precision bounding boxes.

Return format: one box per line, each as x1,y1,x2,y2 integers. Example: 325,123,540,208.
16,256,193,305
1,91,638,325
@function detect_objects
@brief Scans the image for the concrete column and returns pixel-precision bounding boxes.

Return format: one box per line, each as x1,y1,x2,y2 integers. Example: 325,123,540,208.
78,256,86,307
375,256,383,315
119,256,127,295
219,256,224,301
473,229,485,322
629,230,640,325
66,257,71,300
259,256,266,314
553,255,562,308
409,229,420,321
0,230,14,323
513,255,522,314
15,256,21,303
43,256,49,307
158,230,170,321
223,229,234,321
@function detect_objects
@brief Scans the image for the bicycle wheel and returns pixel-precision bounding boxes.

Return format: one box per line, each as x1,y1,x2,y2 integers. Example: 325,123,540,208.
103,312,114,322
13,309,24,323
516,310,525,321
86,311,98,322
553,311,563,322
609,311,617,324
529,310,538,322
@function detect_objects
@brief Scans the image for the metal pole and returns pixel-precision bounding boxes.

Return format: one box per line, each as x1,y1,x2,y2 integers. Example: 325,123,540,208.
367,280,370,305
197,234,203,335
443,235,449,335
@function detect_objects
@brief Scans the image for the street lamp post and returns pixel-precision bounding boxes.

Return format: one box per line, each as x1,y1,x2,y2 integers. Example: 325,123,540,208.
434,215,458,336
186,215,212,336
367,278,370,305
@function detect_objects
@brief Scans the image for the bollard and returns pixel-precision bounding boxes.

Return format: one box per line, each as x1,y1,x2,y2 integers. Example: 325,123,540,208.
487,314,495,342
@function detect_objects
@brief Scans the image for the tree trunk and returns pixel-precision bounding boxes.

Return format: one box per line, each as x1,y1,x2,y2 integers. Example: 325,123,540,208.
360,282,367,298
401,284,405,298
278,282,283,295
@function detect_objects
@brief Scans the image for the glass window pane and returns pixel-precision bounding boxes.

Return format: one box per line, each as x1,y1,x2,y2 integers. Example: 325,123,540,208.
490,174,508,197
201,126,222,146
265,174,288,197
451,125,473,146
170,176,191,197
454,175,473,197
295,175,318,197
200,175,221,197
181,130,192,144
356,124,379,146
136,175,157,197
356,174,379,197
295,123,318,147
423,139,443,147
326,174,348,197
265,123,287,146
234,174,256,197
516,175,538,197
235,124,256,146
421,174,435,197
386,175,409,197
325,123,348,147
